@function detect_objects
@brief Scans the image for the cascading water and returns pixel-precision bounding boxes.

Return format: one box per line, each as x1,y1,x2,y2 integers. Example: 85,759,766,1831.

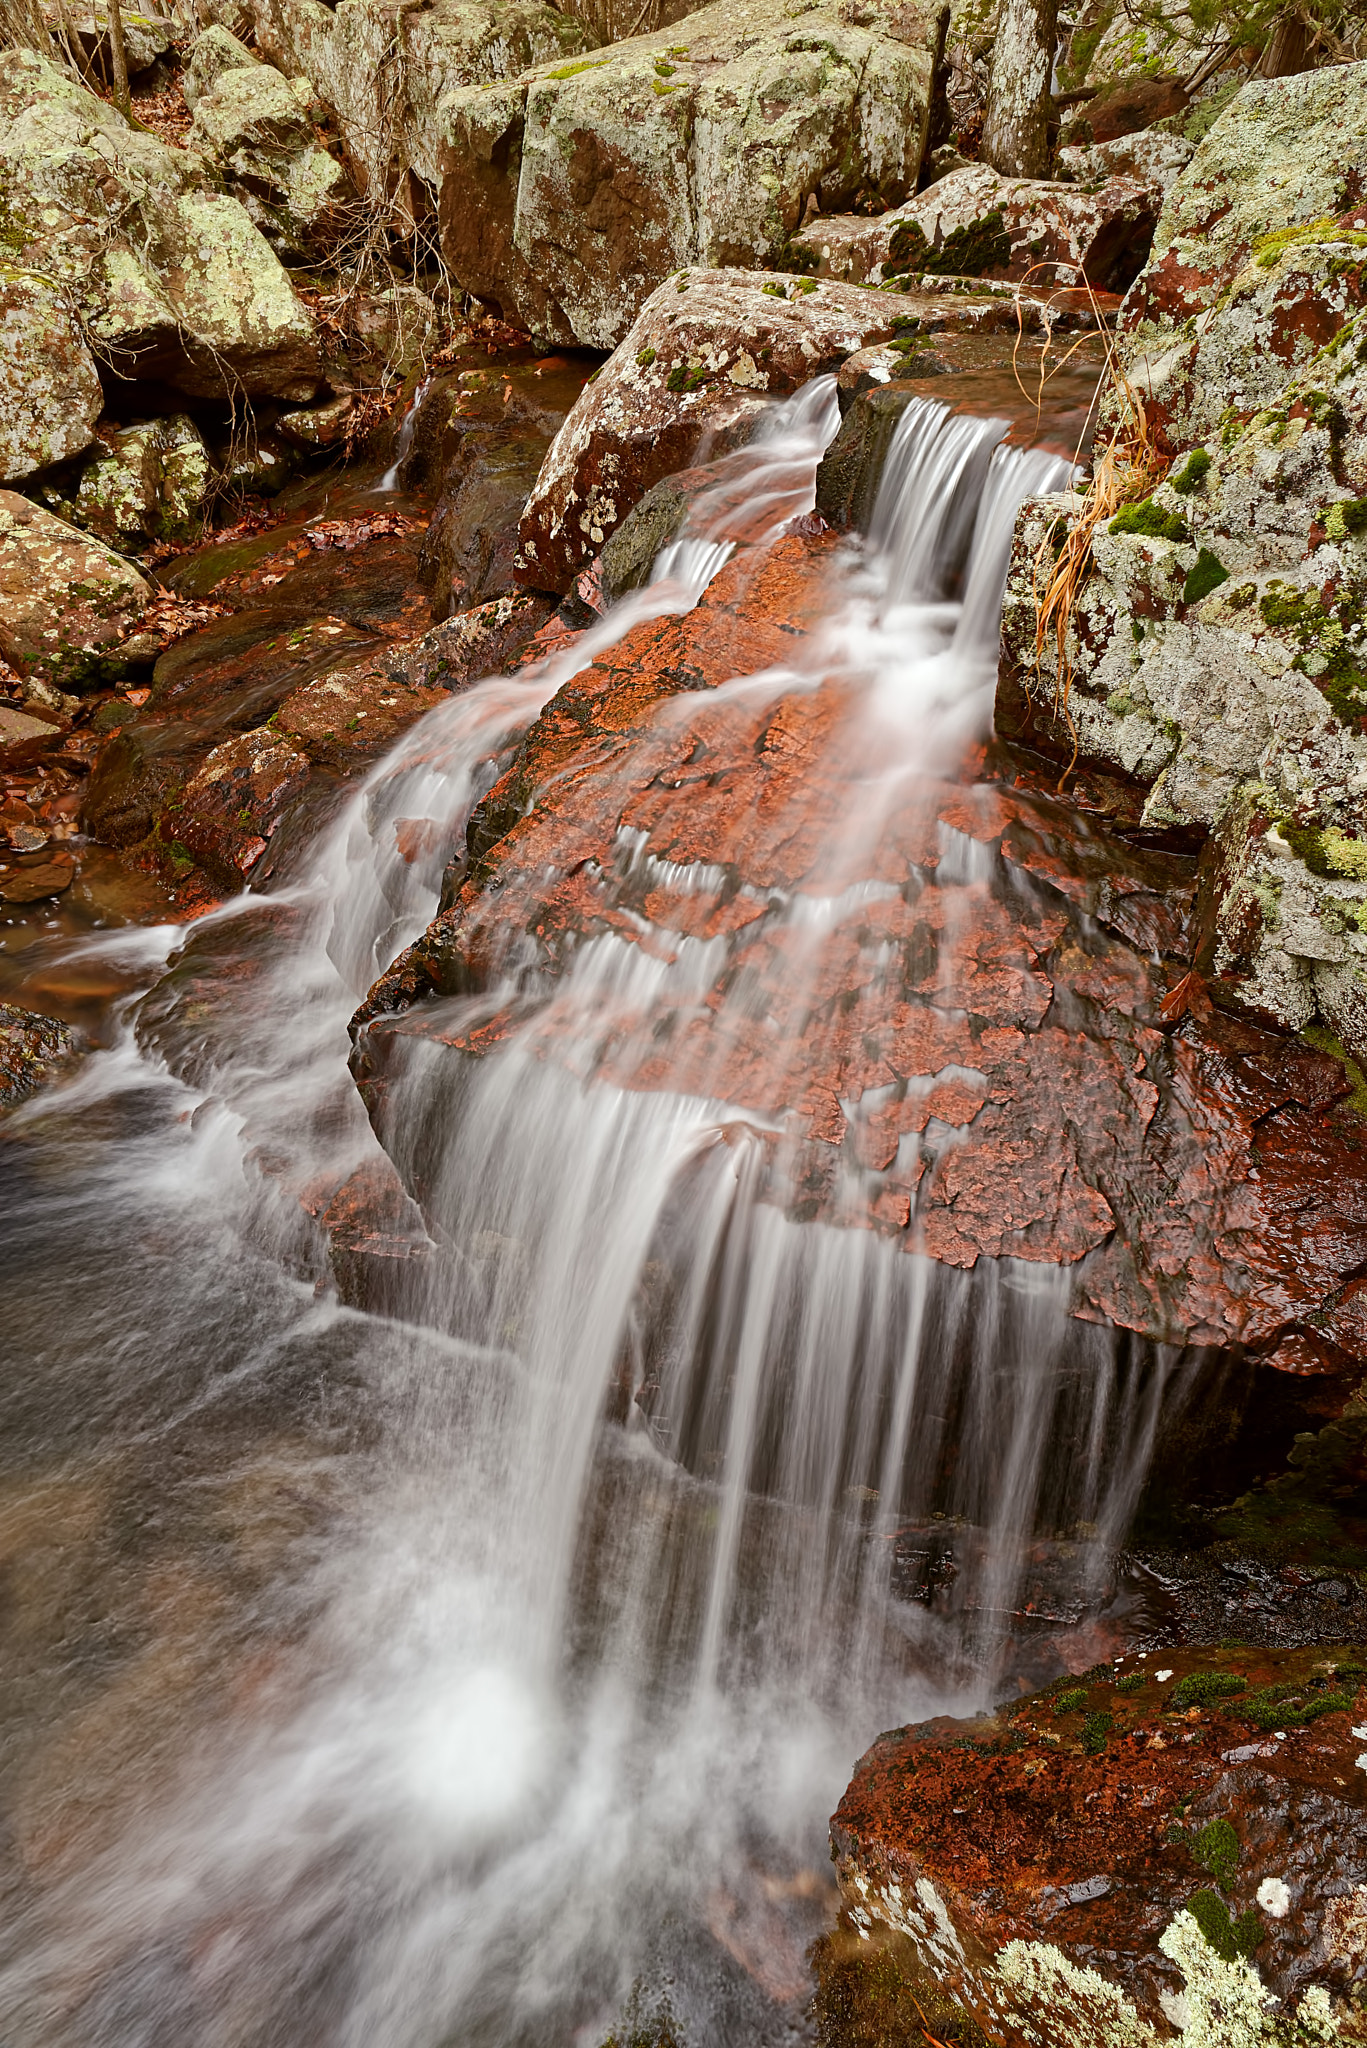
0,385,1181,2048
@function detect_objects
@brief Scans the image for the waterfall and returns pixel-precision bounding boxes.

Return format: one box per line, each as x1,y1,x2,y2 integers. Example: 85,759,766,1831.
0,389,1179,2048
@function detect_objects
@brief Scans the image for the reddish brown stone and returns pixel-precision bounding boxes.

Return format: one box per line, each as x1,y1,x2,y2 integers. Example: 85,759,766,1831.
168,727,310,889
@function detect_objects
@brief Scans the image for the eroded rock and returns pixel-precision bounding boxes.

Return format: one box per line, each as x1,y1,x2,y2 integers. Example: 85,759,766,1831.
351,532,1367,1369
238,0,588,202
830,1644,1367,2046
437,0,940,347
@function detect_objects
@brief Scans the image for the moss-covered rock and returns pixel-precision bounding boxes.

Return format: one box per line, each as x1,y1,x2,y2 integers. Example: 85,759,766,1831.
0,489,153,698
1114,60,1367,448
0,48,320,403
0,270,103,485
831,1643,1367,2046
39,415,211,549
436,0,940,347
997,297,1367,1063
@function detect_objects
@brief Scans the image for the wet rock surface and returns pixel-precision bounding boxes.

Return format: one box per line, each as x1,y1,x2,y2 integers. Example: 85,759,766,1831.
351,527,1367,1375
830,1644,1367,2046
517,270,990,595
0,1003,83,1105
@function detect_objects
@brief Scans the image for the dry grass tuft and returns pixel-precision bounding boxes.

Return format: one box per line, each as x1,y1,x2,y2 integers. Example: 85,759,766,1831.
1009,268,1168,782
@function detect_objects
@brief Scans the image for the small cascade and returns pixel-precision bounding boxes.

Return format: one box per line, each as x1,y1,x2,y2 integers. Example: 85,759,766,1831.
374,374,432,492
0,387,1179,2048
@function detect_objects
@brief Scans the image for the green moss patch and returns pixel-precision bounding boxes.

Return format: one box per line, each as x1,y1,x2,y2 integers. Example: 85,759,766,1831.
1190,1817,1239,1887
1170,449,1211,495
1171,1670,1247,1709
1183,548,1229,604
1188,1888,1261,1962
1109,497,1190,543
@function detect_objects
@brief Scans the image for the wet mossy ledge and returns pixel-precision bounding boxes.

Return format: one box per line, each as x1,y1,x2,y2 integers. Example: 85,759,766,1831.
828,1643,1367,2046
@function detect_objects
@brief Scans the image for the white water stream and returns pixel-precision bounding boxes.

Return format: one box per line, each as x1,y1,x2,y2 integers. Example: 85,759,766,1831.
0,386,1175,2048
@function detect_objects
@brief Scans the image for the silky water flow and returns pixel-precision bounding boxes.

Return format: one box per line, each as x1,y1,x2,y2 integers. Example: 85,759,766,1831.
0,385,1184,2048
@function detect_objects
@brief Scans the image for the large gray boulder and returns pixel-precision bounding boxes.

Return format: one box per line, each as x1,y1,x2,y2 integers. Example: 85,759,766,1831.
239,0,589,203
0,272,103,484
0,49,320,403
437,0,945,347
189,56,351,256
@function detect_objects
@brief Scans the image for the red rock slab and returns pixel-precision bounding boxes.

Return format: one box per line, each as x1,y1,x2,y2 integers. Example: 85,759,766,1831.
352,530,1367,1369
830,1643,1367,2045
167,728,310,890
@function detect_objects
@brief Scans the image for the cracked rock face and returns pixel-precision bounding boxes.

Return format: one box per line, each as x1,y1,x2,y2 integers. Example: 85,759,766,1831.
830,1644,1367,2047
0,49,320,404
436,0,939,349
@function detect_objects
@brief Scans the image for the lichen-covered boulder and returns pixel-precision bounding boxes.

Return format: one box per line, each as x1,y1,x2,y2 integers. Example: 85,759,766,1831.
0,49,320,403
830,1645,1367,2047
0,273,103,485
181,22,259,105
189,59,351,256
39,416,211,549
1114,61,1367,446
0,491,154,699
812,158,1166,295
998,305,1367,1061
517,268,949,594
239,0,589,203
437,0,941,347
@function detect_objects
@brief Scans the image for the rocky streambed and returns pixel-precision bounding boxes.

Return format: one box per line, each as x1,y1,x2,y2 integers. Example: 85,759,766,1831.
1,11,1367,2047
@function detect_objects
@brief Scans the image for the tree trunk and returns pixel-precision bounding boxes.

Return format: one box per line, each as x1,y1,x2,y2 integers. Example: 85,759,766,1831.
980,0,1059,180
106,0,131,116
1261,9,1313,74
